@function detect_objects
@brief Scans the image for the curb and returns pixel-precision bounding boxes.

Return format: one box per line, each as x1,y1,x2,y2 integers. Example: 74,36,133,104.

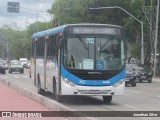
0,78,96,120
153,77,160,80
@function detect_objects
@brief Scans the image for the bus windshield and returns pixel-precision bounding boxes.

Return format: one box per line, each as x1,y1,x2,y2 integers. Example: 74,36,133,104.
63,36,125,70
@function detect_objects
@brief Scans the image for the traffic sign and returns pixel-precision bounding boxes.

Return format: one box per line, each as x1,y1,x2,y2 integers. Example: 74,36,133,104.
7,2,19,13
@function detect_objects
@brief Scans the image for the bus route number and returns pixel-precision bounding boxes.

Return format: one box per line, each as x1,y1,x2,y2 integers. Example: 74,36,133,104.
86,38,94,44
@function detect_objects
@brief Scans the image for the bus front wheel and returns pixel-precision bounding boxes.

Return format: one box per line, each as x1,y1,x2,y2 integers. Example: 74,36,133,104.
103,96,112,103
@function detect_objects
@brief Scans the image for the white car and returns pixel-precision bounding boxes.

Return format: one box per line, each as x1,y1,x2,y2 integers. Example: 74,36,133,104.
8,60,24,74
19,58,28,68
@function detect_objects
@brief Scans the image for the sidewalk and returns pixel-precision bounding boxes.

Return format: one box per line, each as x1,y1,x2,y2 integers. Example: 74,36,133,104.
153,77,160,80
0,81,66,120
0,81,47,111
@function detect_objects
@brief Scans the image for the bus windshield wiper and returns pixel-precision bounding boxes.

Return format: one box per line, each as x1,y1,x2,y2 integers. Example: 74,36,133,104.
76,35,88,50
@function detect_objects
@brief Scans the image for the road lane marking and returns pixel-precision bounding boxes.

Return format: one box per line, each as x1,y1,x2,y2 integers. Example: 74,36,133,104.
13,76,20,79
129,91,140,94
0,76,9,79
122,104,134,108
22,76,29,78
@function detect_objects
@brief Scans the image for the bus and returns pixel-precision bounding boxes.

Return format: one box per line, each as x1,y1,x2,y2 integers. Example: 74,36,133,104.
30,24,126,103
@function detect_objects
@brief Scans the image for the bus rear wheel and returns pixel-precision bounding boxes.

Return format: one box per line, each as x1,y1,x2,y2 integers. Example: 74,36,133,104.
103,96,112,103
37,75,45,95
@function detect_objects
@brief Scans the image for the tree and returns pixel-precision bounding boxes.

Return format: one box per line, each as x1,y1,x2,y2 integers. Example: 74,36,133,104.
49,0,145,60
0,25,28,59
1,0,159,66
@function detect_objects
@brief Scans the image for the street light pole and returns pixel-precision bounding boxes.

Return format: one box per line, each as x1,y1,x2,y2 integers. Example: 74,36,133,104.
141,22,144,65
153,0,159,77
90,6,144,64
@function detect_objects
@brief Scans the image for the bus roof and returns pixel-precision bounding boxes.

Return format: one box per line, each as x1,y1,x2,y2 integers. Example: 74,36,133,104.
32,25,66,39
32,24,123,39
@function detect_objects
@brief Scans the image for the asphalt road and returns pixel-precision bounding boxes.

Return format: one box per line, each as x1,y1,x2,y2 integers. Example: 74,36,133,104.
0,69,160,120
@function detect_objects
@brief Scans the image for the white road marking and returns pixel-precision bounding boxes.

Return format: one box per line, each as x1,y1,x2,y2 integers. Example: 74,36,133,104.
13,76,20,79
22,75,29,78
129,91,140,94
122,104,134,108
0,76,9,79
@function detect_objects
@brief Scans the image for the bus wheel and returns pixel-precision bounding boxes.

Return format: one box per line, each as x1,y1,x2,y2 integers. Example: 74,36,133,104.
37,75,45,95
53,78,56,97
55,84,63,102
103,96,112,103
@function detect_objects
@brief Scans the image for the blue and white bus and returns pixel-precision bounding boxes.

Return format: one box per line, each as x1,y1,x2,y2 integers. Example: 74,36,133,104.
30,24,126,103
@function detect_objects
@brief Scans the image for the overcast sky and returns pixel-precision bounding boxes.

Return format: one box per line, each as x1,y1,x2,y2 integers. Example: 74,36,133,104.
0,0,53,29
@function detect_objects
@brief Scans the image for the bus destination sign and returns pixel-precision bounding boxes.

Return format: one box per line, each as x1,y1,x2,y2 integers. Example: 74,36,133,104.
71,27,122,35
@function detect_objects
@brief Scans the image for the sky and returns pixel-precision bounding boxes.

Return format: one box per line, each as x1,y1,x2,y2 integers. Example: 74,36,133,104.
0,0,53,30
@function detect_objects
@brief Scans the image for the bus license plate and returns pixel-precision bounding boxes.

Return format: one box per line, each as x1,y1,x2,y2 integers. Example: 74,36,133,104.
89,90,100,94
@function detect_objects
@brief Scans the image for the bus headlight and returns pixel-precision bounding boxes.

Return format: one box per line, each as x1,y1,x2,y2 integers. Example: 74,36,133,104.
113,79,125,87
62,77,76,87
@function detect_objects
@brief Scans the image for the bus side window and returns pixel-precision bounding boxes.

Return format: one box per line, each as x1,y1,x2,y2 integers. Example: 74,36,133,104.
47,35,57,57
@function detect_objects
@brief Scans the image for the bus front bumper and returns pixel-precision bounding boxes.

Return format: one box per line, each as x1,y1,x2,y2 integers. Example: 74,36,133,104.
61,79,125,96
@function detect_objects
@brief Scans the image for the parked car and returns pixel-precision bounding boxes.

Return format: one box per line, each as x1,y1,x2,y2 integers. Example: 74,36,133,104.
125,64,136,87
0,58,7,69
0,61,6,74
8,60,24,74
130,64,153,83
19,58,28,68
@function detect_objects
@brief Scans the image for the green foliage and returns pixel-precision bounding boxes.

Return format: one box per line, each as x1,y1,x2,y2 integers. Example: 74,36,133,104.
129,42,141,59
1,0,159,63
0,26,28,59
